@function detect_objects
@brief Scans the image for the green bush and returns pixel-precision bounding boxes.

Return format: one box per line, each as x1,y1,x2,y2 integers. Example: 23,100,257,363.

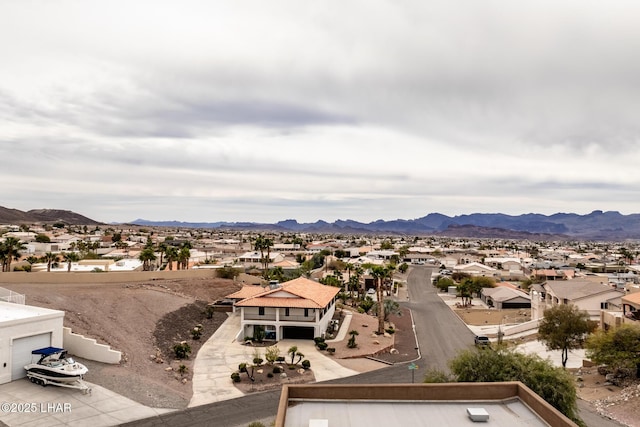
230,372,241,383
267,372,274,378
385,328,396,335
273,366,283,374
301,360,311,369
317,342,328,350
173,342,191,359
314,336,325,345
239,363,248,373
191,325,203,340
204,305,215,319
253,357,264,366
327,347,335,354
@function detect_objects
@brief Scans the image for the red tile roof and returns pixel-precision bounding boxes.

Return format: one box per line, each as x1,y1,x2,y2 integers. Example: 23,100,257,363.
233,277,339,309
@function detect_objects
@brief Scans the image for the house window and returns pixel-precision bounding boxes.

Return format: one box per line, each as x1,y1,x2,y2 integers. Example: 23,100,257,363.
601,302,609,309
285,308,290,317
304,308,309,317
259,307,265,316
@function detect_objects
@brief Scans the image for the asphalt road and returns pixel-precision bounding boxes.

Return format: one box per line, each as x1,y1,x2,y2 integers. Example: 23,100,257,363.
123,266,623,427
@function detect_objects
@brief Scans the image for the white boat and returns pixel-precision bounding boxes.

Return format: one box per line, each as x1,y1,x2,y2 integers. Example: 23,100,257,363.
24,347,88,383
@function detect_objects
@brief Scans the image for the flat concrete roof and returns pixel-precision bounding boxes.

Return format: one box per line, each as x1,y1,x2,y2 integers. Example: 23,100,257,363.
276,383,578,427
0,301,64,323
284,399,549,427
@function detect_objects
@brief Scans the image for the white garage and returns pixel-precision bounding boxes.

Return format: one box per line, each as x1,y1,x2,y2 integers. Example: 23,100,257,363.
0,301,64,384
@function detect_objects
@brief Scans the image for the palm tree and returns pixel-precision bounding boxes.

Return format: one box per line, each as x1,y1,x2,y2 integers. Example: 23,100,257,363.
1,237,26,272
41,252,60,272
178,245,191,270
370,265,387,334
164,246,179,270
139,247,157,271
61,252,80,272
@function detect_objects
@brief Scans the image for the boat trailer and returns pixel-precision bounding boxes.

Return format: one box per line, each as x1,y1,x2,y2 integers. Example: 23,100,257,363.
26,372,92,395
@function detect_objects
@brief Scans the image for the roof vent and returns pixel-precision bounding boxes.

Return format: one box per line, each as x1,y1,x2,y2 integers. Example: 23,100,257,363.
467,407,489,422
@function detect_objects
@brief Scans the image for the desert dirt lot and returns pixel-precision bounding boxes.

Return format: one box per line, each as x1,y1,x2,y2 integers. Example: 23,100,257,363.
6,278,241,409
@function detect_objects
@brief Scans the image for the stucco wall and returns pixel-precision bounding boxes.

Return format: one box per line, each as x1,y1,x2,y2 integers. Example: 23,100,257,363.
0,269,218,284
63,327,121,364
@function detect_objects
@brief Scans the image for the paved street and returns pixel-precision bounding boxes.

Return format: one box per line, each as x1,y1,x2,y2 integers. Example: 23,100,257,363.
123,267,623,427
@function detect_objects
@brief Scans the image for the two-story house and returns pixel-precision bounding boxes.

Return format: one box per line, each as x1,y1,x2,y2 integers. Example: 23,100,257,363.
530,279,623,322
226,277,340,341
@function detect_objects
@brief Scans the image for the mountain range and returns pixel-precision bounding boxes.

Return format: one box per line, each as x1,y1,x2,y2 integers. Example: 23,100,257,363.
2,206,639,240
131,210,640,240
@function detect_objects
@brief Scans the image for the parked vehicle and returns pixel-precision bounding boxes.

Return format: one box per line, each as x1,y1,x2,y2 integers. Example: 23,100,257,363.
474,336,490,346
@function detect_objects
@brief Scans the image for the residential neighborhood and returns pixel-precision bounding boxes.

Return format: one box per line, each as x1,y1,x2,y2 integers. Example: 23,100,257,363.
2,221,640,426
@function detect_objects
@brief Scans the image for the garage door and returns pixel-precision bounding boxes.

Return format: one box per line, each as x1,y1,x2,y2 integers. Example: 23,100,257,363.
11,333,51,380
282,326,315,340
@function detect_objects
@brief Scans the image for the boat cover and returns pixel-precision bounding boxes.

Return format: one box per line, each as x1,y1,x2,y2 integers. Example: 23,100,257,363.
31,347,66,356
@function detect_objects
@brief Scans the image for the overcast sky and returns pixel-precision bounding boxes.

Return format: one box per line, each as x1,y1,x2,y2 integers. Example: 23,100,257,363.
2,1,640,224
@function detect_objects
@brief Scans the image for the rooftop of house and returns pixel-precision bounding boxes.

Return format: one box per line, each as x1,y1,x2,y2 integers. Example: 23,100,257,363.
622,291,640,305
275,383,577,427
482,287,531,302
544,279,622,301
231,277,339,309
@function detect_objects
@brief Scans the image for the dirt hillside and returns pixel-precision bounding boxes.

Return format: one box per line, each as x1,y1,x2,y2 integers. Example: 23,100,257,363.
6,277,241,408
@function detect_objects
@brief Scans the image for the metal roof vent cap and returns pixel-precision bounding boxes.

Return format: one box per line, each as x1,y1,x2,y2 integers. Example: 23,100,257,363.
467,407,490,422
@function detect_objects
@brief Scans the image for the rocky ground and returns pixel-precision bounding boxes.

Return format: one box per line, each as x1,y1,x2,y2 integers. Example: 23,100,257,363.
7,278,241,409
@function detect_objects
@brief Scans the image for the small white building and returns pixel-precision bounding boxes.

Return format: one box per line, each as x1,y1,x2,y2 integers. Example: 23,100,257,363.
0,302,65,384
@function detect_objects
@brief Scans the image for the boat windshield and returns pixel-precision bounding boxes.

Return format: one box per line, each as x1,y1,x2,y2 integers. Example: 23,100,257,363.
66,358,75,364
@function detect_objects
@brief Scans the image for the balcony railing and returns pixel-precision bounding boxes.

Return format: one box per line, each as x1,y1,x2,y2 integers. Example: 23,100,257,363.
243,314,316,322
244,314,277,321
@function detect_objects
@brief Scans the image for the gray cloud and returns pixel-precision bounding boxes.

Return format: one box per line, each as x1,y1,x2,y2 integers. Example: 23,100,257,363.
2,1,640,222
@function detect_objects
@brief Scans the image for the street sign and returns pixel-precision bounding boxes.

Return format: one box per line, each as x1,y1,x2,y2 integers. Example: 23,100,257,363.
408,363,418,383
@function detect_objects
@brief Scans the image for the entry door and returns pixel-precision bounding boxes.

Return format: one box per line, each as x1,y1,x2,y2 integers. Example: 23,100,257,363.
11,333,52,380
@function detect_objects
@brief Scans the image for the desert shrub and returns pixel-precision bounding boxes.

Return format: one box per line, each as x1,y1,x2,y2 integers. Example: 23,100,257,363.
327,347,335,354
173,341,191,359
191,324,203,340
230,372,241,382
267,372,274,378
314,336,325,345
301,360,311,369
385,328,396,335
347,330,359,348
273,366,283,374
265,345,280,364
317,342,328,350
204,305,215,319
247,422,265,427
276,356,286,363
178,364,188,375
238,363,248,373
253,357,264,366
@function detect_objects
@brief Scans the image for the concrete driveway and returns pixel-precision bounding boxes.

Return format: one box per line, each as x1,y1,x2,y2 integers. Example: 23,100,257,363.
0,378,173,427
189,311,359,407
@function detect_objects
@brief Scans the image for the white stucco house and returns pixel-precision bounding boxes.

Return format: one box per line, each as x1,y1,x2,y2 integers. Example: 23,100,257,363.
453,262,498,277
0,301,64,384
226,277,340,341
530,279,624,322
